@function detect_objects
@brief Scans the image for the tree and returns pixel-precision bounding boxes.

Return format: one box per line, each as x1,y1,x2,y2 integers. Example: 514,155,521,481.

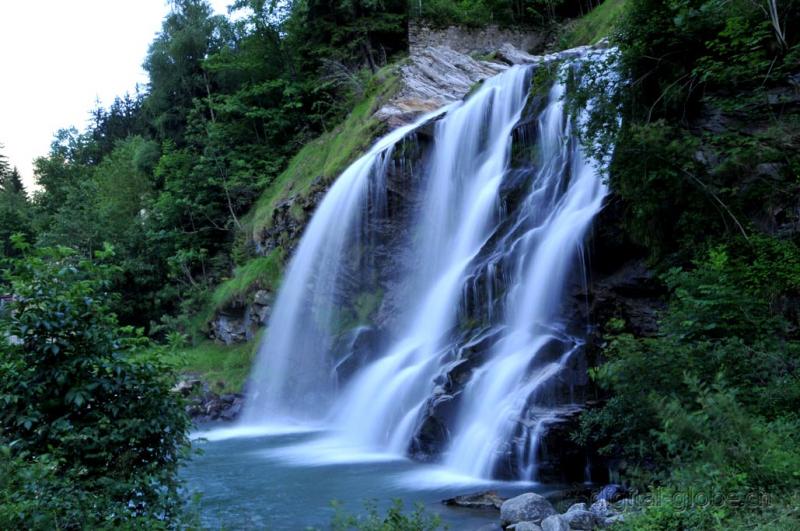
144,0,225,144
0,148,31,258
0,242,190,527
0,145,9,179
0,167,25,194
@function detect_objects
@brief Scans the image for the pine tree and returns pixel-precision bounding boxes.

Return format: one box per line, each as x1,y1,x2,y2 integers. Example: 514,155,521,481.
1,168,25,195
0,145,10,180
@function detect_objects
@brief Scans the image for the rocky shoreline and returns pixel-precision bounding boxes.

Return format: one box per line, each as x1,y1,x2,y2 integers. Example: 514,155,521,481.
174,378,245,422
446,485,632,530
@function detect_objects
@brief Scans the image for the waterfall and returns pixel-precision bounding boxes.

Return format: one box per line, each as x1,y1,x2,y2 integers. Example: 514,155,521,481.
242,49,613,481
240,107,448,423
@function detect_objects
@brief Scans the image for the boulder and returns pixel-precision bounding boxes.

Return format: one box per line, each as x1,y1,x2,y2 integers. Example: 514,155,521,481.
500,493,557,526
186,391,245,422
474,524,503,531
590,499,616,518
509,522,543,531
563,509,598,530
443,491,505,510
595,484,628,503
567,502,588,513
541,514,570,531
495,43,538,65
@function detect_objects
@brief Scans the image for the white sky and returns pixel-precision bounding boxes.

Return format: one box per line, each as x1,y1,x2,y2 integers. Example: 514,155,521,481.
0,0,230,190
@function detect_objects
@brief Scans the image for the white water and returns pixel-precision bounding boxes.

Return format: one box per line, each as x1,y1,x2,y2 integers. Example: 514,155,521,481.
242,50,612,482
444,81,607,479
329,65,532,452
241,107,448,423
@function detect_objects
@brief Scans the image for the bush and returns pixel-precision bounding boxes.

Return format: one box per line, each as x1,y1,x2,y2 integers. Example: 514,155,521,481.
0,241,191,528
331,500,444,531
578,239,800,527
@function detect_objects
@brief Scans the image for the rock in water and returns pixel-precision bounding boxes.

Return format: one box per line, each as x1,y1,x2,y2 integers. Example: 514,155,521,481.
500,493,557,526
541,514,570,531
443,491,505,510
474,524,503,531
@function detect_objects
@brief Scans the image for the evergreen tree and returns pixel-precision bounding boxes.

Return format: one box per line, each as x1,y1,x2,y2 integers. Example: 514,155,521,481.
0,167,25,195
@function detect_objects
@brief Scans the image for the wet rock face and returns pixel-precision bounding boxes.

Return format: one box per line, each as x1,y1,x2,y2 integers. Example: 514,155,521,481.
209,290,273,345
186,392,245,422
175,378,246,422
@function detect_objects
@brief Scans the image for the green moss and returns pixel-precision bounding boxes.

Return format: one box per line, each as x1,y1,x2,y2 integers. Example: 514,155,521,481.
559,0,628,49
244,63,401,240
161,337,260,394
210,249,284,311
354,290,383,324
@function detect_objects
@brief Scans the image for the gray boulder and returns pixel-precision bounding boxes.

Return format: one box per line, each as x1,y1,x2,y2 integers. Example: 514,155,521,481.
595,484,628,503
563,509,598,530
541,514,570,531
567,502,588,513
500,493,557,526
590,499,616,518
509,522,543,531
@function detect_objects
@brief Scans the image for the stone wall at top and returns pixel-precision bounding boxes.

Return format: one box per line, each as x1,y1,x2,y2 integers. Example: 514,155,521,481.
408,22,546,56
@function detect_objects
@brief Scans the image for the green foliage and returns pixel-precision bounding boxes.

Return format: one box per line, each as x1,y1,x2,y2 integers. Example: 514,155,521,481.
211,249,284,311
559,0,627,48
0,243,191,527
569,0,800,258
247,63,399,237
286,0,408,72
331,500,444,531
160,338,259,393
579,237,800,527
412,0,581,28
0,447,115,529
0,152,32,258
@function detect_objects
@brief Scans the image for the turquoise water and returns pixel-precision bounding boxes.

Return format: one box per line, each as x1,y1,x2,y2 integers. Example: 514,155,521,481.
182,427,563,530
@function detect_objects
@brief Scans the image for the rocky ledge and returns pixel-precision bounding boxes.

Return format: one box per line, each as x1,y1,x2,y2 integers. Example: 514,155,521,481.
174,378,245,422
376,41,607,127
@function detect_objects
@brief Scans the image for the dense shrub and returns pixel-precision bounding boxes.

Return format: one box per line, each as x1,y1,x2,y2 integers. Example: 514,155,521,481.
0,241,191,528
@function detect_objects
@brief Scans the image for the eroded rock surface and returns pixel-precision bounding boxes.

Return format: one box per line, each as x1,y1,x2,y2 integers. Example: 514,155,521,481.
500,493,557,526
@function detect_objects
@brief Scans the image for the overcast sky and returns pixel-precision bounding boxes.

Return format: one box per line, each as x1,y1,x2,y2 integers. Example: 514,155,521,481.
0,0,230,189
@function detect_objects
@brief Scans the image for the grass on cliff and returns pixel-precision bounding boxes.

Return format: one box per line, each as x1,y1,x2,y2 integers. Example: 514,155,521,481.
559,0,627,49
162,337,261,394
202,62,402,332
210,249,284,312
244,62,401,240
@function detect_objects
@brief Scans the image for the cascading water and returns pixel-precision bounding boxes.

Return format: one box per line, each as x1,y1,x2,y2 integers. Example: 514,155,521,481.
443,79,607,480
241,108,447,424
329,65,532,453
242,49,614,482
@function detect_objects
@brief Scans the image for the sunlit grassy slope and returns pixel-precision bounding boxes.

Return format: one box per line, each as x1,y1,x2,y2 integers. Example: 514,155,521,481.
559,0,628,49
